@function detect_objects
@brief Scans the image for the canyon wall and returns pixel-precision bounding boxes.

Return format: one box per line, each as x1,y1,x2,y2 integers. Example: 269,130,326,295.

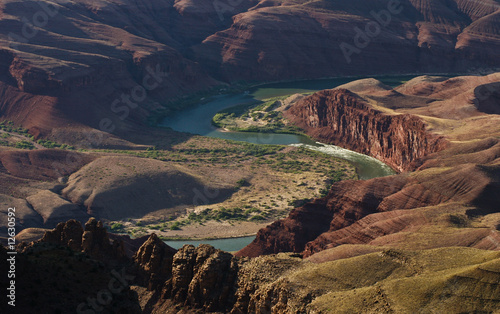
238,75,500,259
1,0,500,139
237,137,500,258
195,0,500,81
11,220,500,313
285,89,447,172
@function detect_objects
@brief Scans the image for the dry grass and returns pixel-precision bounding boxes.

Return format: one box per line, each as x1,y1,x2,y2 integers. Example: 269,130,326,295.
79,137,356,238
295,247,500,313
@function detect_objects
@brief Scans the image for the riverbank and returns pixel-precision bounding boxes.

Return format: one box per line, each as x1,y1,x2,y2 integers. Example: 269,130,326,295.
152,220,266,241
211,95,306,135
153,73,454,126
102,137,356,242
164,234,256,252
160,72,468,116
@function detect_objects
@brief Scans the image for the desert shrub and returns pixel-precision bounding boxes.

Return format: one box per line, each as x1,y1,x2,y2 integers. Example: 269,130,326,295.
15,140,35,149
110,223,124,232
249,215,266,221
170,222,181,230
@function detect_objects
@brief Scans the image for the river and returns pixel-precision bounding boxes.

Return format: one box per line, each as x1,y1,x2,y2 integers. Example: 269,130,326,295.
164,236,255,252
161,76,409,250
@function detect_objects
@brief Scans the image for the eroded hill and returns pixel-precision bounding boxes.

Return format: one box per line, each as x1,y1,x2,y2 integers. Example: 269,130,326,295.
4,219,499,313
0,0,499,140
238,73,500,259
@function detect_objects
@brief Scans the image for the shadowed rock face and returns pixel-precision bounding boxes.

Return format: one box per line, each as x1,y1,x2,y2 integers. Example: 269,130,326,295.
0,0,223,139
134,233,177,290
38,217,127,262
195,0,500,81
39,218,83,251
8,218,500,313
0,0,499,138
164,244,239,312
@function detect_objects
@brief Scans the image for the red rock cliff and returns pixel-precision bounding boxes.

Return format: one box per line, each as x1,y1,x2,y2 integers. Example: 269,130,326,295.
285,89,448,172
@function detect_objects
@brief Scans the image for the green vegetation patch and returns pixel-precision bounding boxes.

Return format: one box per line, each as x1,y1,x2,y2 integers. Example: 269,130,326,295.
186,206,268,224
0,120,75,150
211,97,303,134
95,140,284,164
13,140,35,150
254,147,355,182
37,139,75,150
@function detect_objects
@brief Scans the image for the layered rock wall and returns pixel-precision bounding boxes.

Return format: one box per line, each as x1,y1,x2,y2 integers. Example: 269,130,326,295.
285,89,447,172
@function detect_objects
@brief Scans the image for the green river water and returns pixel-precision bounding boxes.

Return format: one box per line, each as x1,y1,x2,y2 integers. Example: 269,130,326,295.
161,75,412,251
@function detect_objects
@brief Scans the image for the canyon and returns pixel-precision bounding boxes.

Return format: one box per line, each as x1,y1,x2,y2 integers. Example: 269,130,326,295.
238,73,500,259
2,72,499,313
0,0,499,312
5,213,499,313
0,0,499,142
284,88,448,172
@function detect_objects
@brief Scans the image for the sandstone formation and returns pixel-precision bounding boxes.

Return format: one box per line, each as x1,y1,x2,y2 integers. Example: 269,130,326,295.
131,240,241,313
39,217,127,262
134,233,177,290
238,74,500,259
285,88,447,172
4,218,500,313
39,218,83,251
0,0,221,141
195,0,500,81
5,237,142,313
0,0,499,141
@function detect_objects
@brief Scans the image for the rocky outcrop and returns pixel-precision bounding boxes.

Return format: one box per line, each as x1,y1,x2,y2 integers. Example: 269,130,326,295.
10,225,142,313
110,233,151,258
134,233,177,290
239,75,500,259
236,174,410,257
238,140,500,258
231,253,304,313
81,218,126,261
39,218,126,262
158,244,239,312
285,89,447,172
39,219,83,251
